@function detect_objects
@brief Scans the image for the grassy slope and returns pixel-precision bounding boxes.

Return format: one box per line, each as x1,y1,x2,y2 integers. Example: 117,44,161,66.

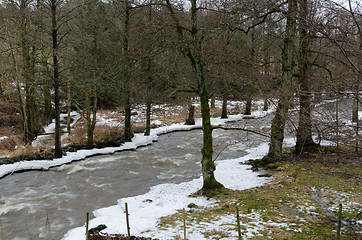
157,148,361,239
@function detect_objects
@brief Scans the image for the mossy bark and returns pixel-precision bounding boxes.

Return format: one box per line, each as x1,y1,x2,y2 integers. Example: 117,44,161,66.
165,0,223,192
295,0,316,154
51,0,62,158
210,95,215,108
124,89,132,142
144,6,153,137
67,79,71,133
145,101,151,136
20,3,39,143
86,87,97,149
244,96,252,115
123,1,133,142
185,101,195,125
267,0,297,161
200,87,223,191
221,91,228,119
263,97,268,111
352,95,358,123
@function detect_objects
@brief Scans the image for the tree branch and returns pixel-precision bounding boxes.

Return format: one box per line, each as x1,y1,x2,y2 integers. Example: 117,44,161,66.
212,125,270,138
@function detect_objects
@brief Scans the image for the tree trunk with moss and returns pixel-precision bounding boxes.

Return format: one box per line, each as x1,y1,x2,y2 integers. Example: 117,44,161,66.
67,79,71,133
200,82,222,191
20,1,39,143
145,100,151,136
263,97,268,111
244,95,252,115
123,0,132,142
352,91,358,123
191,3,222,192
210,95,215,108
185,98,195,125
165,0,222,192
86,87,97,149
266,0,297,161
295,0,316,154
42,63,52,122
51,0,62,158
221,91,228,119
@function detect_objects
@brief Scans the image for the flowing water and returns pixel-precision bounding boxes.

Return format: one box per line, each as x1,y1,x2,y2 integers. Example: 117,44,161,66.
0,98,355,240
0,115,272,240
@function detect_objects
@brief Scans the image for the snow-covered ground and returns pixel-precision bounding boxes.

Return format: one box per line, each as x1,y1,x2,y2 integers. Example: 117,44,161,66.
1,98,358,239
62,136,302,240
32,111,81,147
62,140,274,240
0,136,8,142
0,102,275,239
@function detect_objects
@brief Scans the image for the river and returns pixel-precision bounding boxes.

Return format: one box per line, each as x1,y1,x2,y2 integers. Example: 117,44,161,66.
0,97,356,240
0,114,272,240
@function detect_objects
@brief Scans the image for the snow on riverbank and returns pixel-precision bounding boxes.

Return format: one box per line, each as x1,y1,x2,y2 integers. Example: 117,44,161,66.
63,135,340,240
62,139,274,240
0,102,276,239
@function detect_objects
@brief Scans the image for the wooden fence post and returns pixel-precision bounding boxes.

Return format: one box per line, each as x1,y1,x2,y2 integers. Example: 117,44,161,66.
236,206,241,240
86,212,89,240
125,203,131,240
337,203,342,240
183,208,187,240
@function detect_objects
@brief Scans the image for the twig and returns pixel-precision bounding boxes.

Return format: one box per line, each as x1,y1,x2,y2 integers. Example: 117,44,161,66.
212,125,270,138
213,144,229,162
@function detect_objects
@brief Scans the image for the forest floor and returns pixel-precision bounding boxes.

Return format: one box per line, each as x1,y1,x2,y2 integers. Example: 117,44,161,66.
87,146,362,239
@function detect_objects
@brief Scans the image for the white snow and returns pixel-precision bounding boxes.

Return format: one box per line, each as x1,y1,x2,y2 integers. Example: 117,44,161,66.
151,120,163,125
3,100,341,239
32,111,81,147
0,105,277,239
62,139,273,240
0,136,8,141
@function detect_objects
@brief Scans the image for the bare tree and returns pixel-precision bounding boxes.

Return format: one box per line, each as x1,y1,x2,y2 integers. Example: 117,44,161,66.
265,0,298,161
164,0,224,192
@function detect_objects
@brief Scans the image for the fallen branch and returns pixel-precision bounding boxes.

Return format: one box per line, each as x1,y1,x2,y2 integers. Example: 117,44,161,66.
212,125,270,138
38,131,70,136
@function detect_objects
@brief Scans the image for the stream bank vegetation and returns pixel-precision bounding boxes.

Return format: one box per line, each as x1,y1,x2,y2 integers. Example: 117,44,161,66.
150,146,361,239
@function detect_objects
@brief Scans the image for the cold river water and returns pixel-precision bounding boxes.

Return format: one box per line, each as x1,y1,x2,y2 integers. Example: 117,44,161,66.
0,98,356,240
0,114,273,240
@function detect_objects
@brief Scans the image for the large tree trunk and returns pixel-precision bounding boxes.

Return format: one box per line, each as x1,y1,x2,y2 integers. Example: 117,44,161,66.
210,95,215,108
191,0,222,192
67,79,71,133
185,97,195,125
263,97,269,111
200,82,222,191
267,0,297,161
295,0,316,154
86,87,97,149
145,100,151,136
263,41,270,112
244,95,252,115
51,0,62,158
221,91,228,119
123,0,132,142
352,90,358,123
20,1,39,143
42,61,53,122
165,0,222,193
